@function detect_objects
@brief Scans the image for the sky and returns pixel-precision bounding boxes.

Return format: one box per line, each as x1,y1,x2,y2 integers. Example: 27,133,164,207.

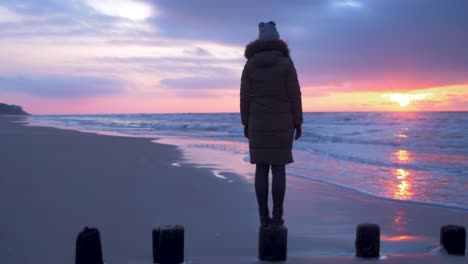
0,0,467,114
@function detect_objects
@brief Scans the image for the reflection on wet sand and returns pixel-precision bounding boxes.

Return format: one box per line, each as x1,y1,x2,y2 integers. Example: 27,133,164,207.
382,235,418,242
385,204,424,243
391,206,407,233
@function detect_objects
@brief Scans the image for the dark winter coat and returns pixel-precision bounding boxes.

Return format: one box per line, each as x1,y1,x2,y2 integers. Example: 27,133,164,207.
240,39,303,165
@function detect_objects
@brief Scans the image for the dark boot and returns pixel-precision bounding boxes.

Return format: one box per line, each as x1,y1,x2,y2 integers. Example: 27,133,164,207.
271,216,284,227
260,216,272,227
272,207,284,226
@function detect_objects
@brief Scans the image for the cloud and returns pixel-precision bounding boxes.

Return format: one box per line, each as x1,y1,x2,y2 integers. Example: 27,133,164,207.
291,0,468,90
444,94,468,109
2,0,78,16
0,75,123,98
183,47,213,57
333,0,362,8
94,56,242,73
143,0,327,43
0,0,156,37
83,0,154,21
95,53,241,65
0,6,22,23
143,0,468,92
160,77,238,90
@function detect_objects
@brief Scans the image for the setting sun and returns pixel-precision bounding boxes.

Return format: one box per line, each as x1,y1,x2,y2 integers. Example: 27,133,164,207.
383,93,432,107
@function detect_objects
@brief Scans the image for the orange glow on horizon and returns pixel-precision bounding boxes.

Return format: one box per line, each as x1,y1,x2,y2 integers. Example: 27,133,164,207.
300,85,467,113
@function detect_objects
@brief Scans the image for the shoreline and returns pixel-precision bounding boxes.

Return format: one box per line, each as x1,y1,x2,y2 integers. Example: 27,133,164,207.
1,115,467,263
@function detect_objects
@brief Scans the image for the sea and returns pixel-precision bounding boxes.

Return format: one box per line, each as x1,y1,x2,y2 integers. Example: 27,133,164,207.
26,112,468,211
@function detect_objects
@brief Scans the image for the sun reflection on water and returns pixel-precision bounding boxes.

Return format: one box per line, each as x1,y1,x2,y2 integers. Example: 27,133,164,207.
395,127,409,139
394,169,412,199
396,150,410,162
392,150,414,200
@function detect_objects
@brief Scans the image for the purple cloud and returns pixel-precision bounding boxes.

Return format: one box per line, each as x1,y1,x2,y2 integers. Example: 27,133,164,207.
0,75,123,98
160,77,238,90
145,0,468,91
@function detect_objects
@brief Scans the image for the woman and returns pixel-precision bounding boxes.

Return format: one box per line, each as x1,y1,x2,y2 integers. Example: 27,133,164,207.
240,21,303,227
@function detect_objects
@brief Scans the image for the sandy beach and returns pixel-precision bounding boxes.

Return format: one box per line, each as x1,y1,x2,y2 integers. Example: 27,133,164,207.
0,115,467,264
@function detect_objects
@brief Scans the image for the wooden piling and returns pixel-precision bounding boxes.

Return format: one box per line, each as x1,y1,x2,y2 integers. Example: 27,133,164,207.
258,225,288,261
355,223,380,258
152,225,184,264
440,225,466,255
75,226,104,264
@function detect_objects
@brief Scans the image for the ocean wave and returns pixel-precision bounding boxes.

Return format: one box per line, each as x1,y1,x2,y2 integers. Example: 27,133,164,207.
29,113,468,151
300,146,465,175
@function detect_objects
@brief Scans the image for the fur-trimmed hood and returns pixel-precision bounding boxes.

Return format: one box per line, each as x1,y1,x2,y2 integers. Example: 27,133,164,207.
244,39,290,60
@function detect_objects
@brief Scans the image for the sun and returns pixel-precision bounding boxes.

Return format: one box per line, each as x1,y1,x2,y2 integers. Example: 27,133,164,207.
388,94,411,107
399,99,410,107
383,93,432,108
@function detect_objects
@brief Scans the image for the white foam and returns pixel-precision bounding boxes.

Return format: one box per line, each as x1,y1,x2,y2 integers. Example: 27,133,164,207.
212,170,227,180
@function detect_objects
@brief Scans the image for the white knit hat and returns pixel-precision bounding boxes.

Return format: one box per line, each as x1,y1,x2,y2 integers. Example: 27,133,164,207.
258,21,280,40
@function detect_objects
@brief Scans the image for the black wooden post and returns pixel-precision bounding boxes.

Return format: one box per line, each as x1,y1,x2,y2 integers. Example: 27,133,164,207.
152,225,184,264
355,223,380,258
258,225,287,261
440,225,466,255
75,226,104,264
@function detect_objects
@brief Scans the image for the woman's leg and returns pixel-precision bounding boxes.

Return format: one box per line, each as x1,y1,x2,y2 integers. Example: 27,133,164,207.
255,163,270,223
271,164,286,224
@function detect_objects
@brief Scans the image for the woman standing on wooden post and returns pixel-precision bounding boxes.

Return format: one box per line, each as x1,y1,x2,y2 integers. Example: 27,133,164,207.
240,21,303,227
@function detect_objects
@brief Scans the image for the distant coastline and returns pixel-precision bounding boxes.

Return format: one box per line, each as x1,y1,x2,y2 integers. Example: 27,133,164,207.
0,103,29,115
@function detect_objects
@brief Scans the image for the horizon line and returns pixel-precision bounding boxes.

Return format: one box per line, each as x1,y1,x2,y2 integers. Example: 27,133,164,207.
25,110,468,116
